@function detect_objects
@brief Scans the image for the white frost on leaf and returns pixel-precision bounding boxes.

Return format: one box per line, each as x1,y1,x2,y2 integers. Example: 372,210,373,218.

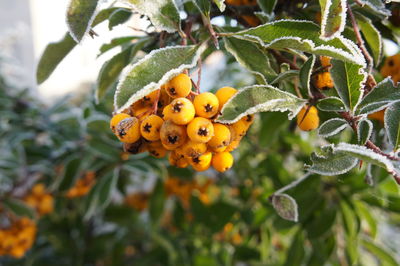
114,45,205,113
66,0,100,43
320,0,347,41
318,118,348,138
357,119,373,145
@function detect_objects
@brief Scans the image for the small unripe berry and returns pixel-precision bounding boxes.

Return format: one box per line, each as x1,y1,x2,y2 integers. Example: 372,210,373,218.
169,151,189,168
315,72,334,89
166,73,192,98
140,115,164,141
110,113,131,133
187,117,214,143
194,92,219,118
212,152,234,172
190,152,212,172
177,140,207,158
215,87,237,111
297,106,320,131
208,123,231,151
168,98,195,125
116,117,141,143
160,120,187,150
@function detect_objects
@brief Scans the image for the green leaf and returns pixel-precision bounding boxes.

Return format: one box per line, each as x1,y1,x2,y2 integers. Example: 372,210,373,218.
317,96,346,112
319,0,346,40
356,13,382,66
230,20,366,66
224,37,276,83
305,145,358,176
36,33,76,84
37,7,125,84
354,200,377,238
58,157,81,192
340,201,360,237
357,119,373,145
330,59,367,113
270,70,299,85
257,0,277,14
362,239,398,266
114,45,203,112
108,8,132,30
66,0,99,42
3,198,35,219
84,168,119,220
299,55,315,98
357,78,400,115
149,178,166,224
384,102,400,151
192,0,211,15
283,232,304,266
213,0,226,12
217,85,307,123
99,36,139,55
353,0,391,19
124,0,181,33
271,193,298,222
318,118,348,138
96,39,148,103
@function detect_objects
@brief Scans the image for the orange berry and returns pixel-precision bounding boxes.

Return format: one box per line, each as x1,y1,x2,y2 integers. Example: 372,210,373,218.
140,115,164,141
177,140,207,158
168,98,196,125
193,92,219,118
169,151,189,168
320,56,331,67
215,87,237,111
165,73,192,98
160,120,187,150
110,113,131,133
315,72,334,89
297,106,320,131
116,117,141,143
208,123,231,151
212,152,234,172
187,117,214,143
190,152,212,172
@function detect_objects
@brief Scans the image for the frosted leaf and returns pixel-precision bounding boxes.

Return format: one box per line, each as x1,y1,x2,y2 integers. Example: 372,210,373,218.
319,0,347,41
357,119,373,145
66,0,99,43
299,55,316,98
318,118,348,138
271,193,298,222
384,102,400,152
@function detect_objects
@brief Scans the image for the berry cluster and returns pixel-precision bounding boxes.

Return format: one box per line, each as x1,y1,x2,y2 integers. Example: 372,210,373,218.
0,218,37,258
66,171,96,198
23,184,54,216
110,73,254,172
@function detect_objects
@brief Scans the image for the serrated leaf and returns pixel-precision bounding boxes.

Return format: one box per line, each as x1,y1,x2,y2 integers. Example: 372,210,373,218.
213,0,226,12
362,239,398,266
357,78,400,115
299,55,316,98
356,13,382,66
306,145,359,175
271,193,298,222
317,96,346,112
37,7,125,84
318,118,348,137
230,20,366,66
3,199,35,219
330,59,367,113
96,39,148,103
384,102,400,151
114,45,203,112
66,0,99,43
319,0,347,40
216,85,307,123
224,37,276,83
124,0,181,33
108,8,132,30
357,119,373,145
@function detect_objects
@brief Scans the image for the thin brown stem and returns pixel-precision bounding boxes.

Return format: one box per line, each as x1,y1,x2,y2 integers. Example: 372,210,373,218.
269,50,299,70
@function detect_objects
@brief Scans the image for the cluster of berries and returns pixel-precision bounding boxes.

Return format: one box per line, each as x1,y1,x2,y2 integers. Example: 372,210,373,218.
110,73,254,172
23,184,54,216
314,56,334,90
66,171,96,198
0,218,37,258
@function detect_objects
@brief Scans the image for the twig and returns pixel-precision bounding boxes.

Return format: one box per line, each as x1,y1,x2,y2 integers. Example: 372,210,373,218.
269,50,299,70
273,173,313,195
347,3,373,73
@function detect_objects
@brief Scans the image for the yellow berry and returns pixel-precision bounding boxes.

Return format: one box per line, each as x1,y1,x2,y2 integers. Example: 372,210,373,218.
148,142,167,158
177,140,207,158
110,113,131,133
297,106,320,131
320,56,331,67
168,98,195,125
160,120,187,150
315,72,334,89
116,117,141,143
141,90,159,106
190,152,212,171
225,139,240,152
166,73,192,98
31,184,46,196
37,194,54,215
157,86,171,112
162,104,173,120
187,117,214,143
194,92,219,118
140,115,164,141
231,119,250,139
169,151,189,168
381,54,400,78
212,152,234,172
215,87,237,111
208,123,231,151
133,106,152,120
